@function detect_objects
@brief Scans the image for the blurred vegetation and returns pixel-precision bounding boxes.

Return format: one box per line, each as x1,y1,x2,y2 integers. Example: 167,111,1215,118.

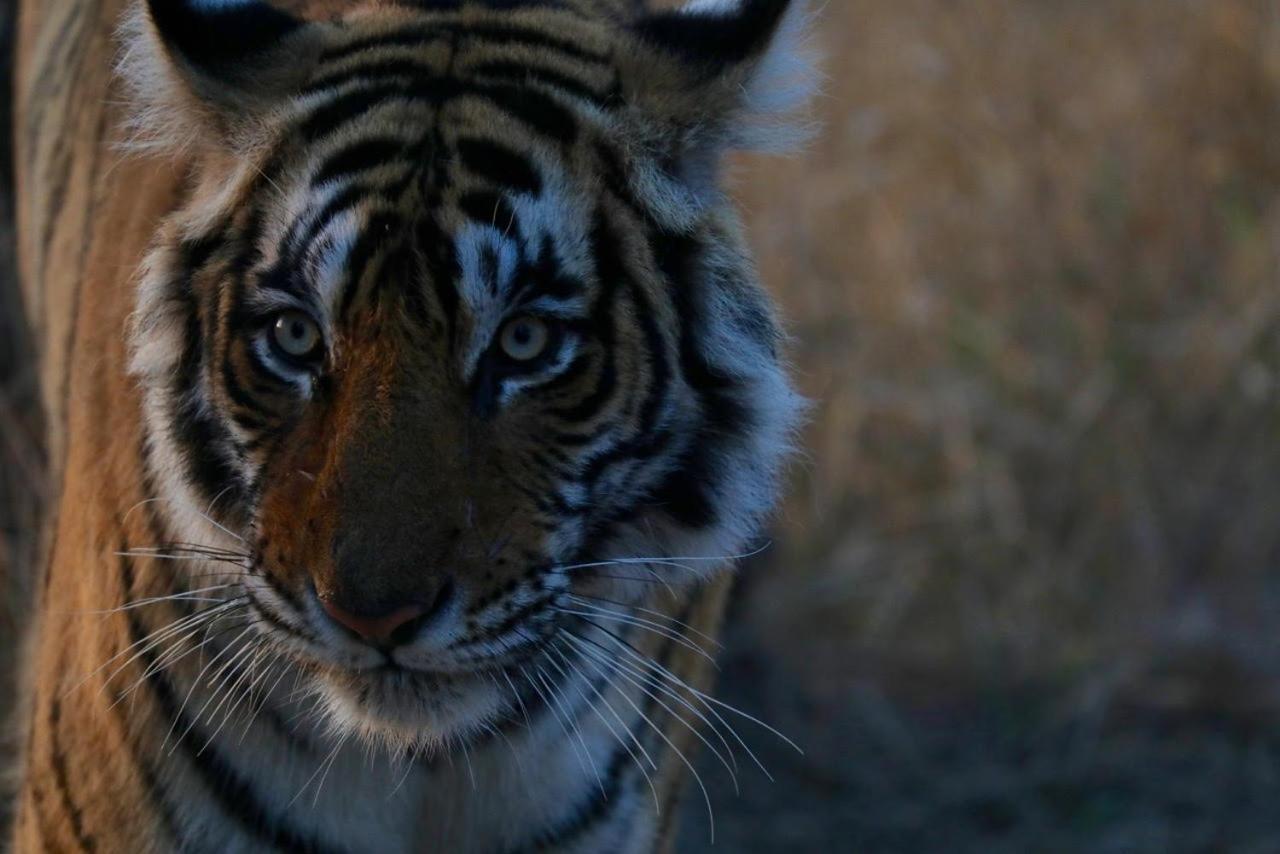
4,0,1280,851
680,1,1280,850
1,0,37,839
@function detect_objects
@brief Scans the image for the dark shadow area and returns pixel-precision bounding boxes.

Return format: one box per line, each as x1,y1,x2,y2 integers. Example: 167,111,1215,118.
0,1,44,841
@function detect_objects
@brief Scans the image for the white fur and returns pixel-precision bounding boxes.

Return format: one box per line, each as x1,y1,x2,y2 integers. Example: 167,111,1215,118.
734,3,823,153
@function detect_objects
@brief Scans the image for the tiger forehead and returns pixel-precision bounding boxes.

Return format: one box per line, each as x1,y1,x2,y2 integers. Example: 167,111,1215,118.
310,6,620,88
287,6,622,155
270,111,596,311
255,23,616,332
318,6,618,63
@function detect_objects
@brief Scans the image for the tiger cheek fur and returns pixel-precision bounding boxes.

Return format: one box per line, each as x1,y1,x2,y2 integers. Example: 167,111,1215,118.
11,0,817,851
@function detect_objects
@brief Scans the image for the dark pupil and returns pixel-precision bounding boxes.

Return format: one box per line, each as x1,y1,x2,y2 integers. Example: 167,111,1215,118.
512,324,532,346
290,321,307,342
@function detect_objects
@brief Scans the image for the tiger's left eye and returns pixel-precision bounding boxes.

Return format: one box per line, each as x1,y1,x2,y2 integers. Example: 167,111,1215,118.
270,310,323,362
498,316,550,363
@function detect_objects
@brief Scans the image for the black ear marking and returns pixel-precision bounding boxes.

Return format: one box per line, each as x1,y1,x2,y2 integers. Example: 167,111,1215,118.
635,0,794,67
146,0,304,70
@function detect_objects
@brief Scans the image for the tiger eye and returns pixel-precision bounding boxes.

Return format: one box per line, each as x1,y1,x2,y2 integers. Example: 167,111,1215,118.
271,311,322,360
499,316,550,362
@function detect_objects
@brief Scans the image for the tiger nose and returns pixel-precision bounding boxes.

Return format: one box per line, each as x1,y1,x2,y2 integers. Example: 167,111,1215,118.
320,600,429,647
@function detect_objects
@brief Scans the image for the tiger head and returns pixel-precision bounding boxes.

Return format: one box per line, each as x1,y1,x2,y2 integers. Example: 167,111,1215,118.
123,0,814,750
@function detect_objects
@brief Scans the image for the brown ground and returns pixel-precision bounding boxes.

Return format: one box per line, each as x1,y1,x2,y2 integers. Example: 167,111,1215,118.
5,2,1280,851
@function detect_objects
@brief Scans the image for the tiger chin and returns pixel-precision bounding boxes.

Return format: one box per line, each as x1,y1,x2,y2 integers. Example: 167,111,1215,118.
11,0,817,850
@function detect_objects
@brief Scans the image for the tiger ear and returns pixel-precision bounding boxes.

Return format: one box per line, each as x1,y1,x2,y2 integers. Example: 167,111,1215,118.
120,0,329,152
623,0,819,157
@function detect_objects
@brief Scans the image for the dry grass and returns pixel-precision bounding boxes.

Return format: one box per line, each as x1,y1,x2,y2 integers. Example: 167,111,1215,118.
677,1,1280,850
5,1,1280,850
739,0,1280,701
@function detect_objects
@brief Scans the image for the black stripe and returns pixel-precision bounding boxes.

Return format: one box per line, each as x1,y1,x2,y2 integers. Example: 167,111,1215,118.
466,59,613,107
297,83,427,143
311,137,413,187
458,190,517,231
645,230,752,530
219,341,273,418
47,689,97,851
656,231,750,433
319,20,609,69
284,183,375,261
300,56,447,98
456,136,542,195
473,81,580,143
512,235,583,304
571,215,677,489
102,550,189,851
625,275,672,437
593,140,649,220
532,351,594,399
297,79,578,146
339,211,403,320
244,589,320,645
120,554,348,854
418,213,462,347
459,593,556,648
508,738,632,853
168,290,246,508
550,420,616,448
549,213,620,422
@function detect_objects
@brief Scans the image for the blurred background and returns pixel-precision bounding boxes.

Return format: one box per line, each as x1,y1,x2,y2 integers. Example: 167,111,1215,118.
4,1,1280,851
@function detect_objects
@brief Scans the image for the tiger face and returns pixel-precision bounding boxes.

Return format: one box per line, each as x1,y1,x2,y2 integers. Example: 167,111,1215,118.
124,0,812,750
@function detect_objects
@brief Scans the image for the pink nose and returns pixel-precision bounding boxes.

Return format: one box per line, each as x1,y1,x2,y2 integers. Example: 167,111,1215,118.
320,600,428,646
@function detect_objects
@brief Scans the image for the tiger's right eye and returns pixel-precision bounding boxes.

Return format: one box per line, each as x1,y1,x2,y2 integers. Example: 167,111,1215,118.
270,311,323,363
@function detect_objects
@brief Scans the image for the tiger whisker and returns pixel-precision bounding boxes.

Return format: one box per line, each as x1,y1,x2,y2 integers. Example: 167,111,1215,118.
113,625,214,705
567,593,724,650
388,742,423,800
498,666,535,735
547,640,661,812
287,729,343,810
243,652,293,744
201,635,270,754
193,629,267,751
555,543,773,576
125,541,251,558
586,623,801,771
119,496,247,547
554,606,718,668
530,661,601,792
516,660,593,785
107,619,251,711
557,632,717,842
69,598,242,699
164,624,256,754
311,731,351,809
536,658,607,799
562,618,771,779
117,551,250,567
74,584,238,616
458,731,479,792
562,628,741,793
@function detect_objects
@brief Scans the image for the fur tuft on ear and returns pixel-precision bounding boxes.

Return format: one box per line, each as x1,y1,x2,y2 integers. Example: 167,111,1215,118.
117,0,328,155
626,0,820,156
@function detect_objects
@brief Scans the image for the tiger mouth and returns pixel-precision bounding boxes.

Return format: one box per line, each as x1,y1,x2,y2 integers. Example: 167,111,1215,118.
237,579,560,736
308,649,541,746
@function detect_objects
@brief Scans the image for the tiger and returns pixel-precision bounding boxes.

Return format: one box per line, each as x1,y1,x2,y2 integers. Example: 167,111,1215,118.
6,0,815,850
